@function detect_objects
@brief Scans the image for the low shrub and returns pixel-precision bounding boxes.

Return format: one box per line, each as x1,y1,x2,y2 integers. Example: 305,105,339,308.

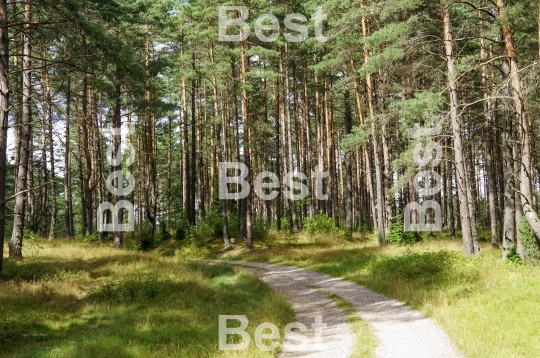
386,222,422,245
139,230,155,251
506,244,523,264
304,213,339,235
518,217,540,266
252,220,269,241
88,275,162,304
174,212,190,241
158,221,171,242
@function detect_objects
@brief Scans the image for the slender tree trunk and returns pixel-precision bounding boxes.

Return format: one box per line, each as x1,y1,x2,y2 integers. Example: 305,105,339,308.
480,20,500,247
9,0,32,259
240,39,253,249
82,74,93,235
362,5,385,245
0,0,9,272
496,0,540,245
274,77,282,231
167,115,172,223
284,45,298,231
44,61,56,240
39,111,48,236
190,51,196,225
303,58,314,219
344,89,353,232
64,76,74,239
442,3,478,254
112,69,123,248
351,60,376,229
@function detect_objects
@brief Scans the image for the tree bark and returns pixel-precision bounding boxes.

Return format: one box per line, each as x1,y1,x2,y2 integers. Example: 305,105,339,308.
344,89,353,232
64,76,74,239
0,0,9,272
362,4,386,245
495,0,540,247
112,69,123,248
442,3,478,254
240,38,253,249
44,60,56,240
10,0,32,259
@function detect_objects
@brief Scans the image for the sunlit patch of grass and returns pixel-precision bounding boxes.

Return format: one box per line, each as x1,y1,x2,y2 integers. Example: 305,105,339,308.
1,239,295,357
220,231,540,358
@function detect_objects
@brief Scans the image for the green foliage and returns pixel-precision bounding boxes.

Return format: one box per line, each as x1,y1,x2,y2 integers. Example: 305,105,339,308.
360,47,405,74
187,211,223,247
395,92,443,127
341,124,370,151
187,223,214,248
304,213,339,235
374,251,479,283
270,217,290,232
518,217,540,266
342,229,353,241
174,212,190,241
251,220,269,241
386,222,422,245
506,245,522,264
158,221,171,242
23,228,43,258
138,230,155,251
89,274,161,304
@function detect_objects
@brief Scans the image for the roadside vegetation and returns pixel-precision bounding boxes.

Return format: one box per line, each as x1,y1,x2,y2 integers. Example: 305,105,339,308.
0,238,294,358
218,229,540,358
3,224,540,358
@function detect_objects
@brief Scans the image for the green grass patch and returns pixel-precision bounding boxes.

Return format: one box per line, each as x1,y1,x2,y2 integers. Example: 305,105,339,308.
0,239,295,357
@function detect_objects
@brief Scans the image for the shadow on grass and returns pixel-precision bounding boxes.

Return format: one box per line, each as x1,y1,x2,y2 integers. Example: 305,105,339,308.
1,253,145,282
1,249,292,358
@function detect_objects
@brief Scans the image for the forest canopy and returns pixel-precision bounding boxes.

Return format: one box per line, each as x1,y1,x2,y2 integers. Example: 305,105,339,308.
1,0,540,272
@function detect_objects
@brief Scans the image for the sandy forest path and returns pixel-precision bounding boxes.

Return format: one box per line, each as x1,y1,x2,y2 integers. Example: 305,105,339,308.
211,260,464,358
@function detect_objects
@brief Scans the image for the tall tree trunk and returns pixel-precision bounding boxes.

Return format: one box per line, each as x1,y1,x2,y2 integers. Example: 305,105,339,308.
64,76,74,239
0,0,9,272
274,77,282,232
496,0,540,246
167,114,172,223
82,73,93,235
284,45,298,231
112,70,123,248
240,39,253,249
9,0,32,259
442,3,478,254
362,4,385,245
351,60,376,229
190,51,196,225
480,19,500,247
344,89,353,232
45,62,56,240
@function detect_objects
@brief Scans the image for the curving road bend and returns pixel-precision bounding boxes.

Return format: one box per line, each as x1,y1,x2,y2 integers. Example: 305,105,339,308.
211,260,464,358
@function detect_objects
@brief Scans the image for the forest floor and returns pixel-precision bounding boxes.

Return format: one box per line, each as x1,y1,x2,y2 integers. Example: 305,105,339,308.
215,230,540,358
2,230,540,358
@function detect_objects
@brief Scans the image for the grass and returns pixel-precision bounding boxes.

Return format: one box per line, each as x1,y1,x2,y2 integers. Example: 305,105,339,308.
0,237,295,358
217,230,540,358
315,289,377,358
